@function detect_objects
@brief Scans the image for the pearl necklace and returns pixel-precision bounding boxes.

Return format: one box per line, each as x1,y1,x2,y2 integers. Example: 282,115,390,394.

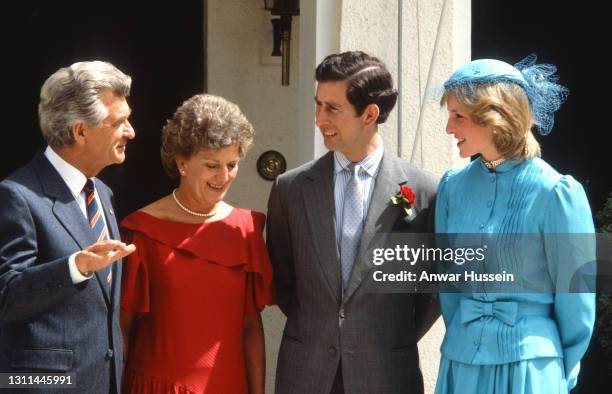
172,189,217,217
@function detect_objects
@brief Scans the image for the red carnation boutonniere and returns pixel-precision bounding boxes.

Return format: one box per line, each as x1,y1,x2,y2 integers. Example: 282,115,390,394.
391,183,416,216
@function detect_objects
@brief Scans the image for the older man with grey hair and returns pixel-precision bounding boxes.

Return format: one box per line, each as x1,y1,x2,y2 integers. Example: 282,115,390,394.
0,61,136,394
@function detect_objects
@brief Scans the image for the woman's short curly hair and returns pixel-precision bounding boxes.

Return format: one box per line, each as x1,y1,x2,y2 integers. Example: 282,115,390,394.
160,94,254,178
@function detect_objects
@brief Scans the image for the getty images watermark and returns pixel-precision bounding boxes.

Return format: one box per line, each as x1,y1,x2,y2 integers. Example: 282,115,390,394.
371,244,515,283
361,233,610,293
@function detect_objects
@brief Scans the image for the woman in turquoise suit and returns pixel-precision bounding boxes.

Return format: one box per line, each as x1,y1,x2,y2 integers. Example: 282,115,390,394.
434,55,596,394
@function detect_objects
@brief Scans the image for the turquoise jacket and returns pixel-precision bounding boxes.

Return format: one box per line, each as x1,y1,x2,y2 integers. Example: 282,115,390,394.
435,157,596,391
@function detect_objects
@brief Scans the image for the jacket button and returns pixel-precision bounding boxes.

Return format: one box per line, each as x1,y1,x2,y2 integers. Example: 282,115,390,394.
328,346,337,356
339,308,345,319
106,349,114,360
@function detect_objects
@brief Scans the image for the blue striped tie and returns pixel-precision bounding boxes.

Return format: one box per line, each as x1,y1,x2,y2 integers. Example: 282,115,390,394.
83,179,112,287
340,163,364,293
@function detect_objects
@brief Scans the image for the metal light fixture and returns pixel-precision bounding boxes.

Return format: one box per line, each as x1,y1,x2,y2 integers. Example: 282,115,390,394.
263,0,300,86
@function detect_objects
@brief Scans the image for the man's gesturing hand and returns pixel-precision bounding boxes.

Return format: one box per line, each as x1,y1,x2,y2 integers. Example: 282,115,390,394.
75,240,136,276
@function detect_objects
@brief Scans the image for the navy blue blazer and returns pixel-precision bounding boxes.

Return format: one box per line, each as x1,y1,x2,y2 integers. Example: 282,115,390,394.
0,152,123,394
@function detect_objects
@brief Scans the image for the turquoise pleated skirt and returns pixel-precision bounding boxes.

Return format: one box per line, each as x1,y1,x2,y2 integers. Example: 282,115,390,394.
434,356,568,394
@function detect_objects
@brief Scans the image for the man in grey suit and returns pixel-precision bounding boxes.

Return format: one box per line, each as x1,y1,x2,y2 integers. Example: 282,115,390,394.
0,61,136,393
267,51,439,394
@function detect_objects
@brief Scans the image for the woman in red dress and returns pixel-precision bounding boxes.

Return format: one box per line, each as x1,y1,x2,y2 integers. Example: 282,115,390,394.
120,94,275,394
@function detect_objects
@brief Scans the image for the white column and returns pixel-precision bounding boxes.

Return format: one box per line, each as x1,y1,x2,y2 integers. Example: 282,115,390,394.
297,0,342,162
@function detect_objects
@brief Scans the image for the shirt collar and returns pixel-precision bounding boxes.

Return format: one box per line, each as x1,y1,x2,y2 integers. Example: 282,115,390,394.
44,146,89,197
334,142,384,177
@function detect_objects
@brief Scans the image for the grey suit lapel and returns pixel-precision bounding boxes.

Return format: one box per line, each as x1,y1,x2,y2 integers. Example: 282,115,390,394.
344,153,406,301
98,186,119,241
34,153,112,307
302,152,342,301
95,183,118,304
34,154,95,250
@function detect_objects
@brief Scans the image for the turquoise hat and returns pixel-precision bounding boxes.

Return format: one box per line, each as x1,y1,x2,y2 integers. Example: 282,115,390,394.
444,59,527,91
442,55,569,135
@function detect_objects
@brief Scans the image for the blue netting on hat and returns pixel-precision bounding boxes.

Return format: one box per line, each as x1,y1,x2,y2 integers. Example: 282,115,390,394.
441,55,569,135
513,54,569,135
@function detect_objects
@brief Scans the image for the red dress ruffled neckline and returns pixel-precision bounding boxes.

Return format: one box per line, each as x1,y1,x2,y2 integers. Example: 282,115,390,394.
120,208,275,393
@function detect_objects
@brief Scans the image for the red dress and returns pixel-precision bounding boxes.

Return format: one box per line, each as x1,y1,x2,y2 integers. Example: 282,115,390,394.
120,209,275,394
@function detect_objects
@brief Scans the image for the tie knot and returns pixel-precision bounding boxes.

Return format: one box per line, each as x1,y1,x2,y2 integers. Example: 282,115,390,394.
347,163,360,176
84,178,95,193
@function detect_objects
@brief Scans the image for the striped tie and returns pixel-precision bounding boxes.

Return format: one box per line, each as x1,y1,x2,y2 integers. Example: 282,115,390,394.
83,178,112,287
84,179,108,242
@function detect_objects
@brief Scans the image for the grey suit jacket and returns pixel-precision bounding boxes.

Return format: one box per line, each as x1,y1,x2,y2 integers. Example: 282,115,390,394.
0,152,123,394
267,151,440,394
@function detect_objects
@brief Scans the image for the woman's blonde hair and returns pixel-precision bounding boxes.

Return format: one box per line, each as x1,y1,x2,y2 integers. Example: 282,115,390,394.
441,82,541,161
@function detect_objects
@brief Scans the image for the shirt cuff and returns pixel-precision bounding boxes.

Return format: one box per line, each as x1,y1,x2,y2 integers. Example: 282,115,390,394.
69,252,93,284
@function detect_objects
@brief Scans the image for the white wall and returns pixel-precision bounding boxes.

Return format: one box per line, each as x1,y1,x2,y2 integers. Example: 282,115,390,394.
208,0,301,214
207,0,470,392
338,0,469,175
